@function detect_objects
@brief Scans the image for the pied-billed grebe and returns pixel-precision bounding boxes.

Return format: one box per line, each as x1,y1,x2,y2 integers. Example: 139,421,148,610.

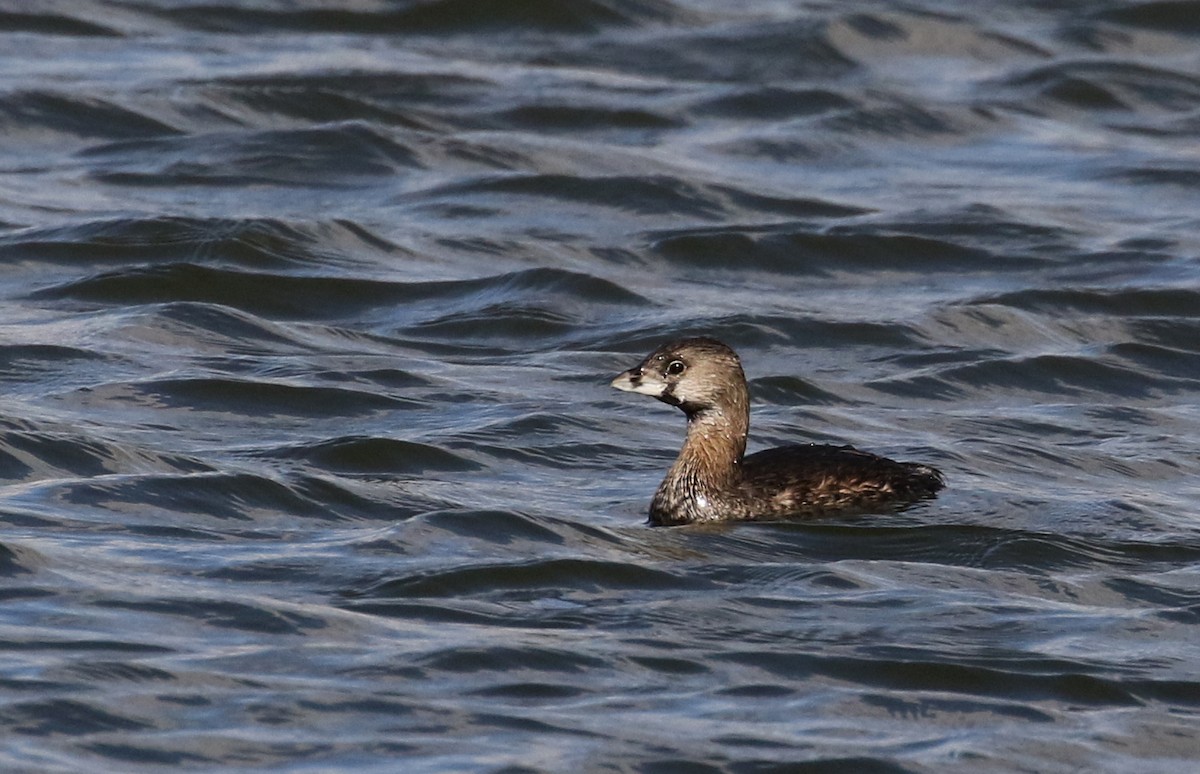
611,337,944,526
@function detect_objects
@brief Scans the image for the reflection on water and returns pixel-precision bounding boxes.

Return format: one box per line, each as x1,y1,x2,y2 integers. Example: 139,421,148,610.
1,1,1199,771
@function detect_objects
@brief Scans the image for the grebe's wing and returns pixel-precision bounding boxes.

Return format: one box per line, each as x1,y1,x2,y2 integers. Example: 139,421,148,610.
740,444,944,510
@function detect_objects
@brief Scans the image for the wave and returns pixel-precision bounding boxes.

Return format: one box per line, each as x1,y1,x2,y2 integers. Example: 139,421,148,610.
0,216,407,270
30,261,640,326
999,60,1200,124
0,10,122,37
0,416,211,485
136,0,689,35
25,467,446,526
259,435,481,475
648,225,1008,274
1095,2,1200,36
0,90,177,142
350,556,707,601
872,352,1185,400
971,287,1200,318
85,122,422,188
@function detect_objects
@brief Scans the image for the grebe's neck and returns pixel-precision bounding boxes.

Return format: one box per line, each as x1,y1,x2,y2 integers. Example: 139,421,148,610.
679,402,748,484
650,383,750,524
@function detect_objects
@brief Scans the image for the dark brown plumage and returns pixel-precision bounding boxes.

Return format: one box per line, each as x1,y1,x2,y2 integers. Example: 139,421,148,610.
611,337,944,526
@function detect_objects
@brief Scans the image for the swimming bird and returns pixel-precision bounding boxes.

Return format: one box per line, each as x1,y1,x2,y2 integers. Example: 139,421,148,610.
612,337,945,525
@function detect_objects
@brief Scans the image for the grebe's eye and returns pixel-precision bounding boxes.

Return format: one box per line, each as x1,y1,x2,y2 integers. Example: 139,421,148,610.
666,360,686,376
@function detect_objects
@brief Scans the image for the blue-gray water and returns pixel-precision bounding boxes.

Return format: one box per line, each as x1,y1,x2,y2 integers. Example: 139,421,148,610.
2,2,1199,772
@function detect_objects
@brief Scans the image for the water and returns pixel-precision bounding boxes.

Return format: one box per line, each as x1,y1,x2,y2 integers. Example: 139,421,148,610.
2,1,1199,771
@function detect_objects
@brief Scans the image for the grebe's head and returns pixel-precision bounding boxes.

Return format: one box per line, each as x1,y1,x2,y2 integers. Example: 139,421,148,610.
611,337,746,416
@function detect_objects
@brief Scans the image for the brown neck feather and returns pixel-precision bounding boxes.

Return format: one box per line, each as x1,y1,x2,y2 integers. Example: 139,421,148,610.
673,383,750,491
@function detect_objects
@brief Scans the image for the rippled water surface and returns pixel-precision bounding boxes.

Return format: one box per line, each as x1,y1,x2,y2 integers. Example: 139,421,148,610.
2,1,1199,771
